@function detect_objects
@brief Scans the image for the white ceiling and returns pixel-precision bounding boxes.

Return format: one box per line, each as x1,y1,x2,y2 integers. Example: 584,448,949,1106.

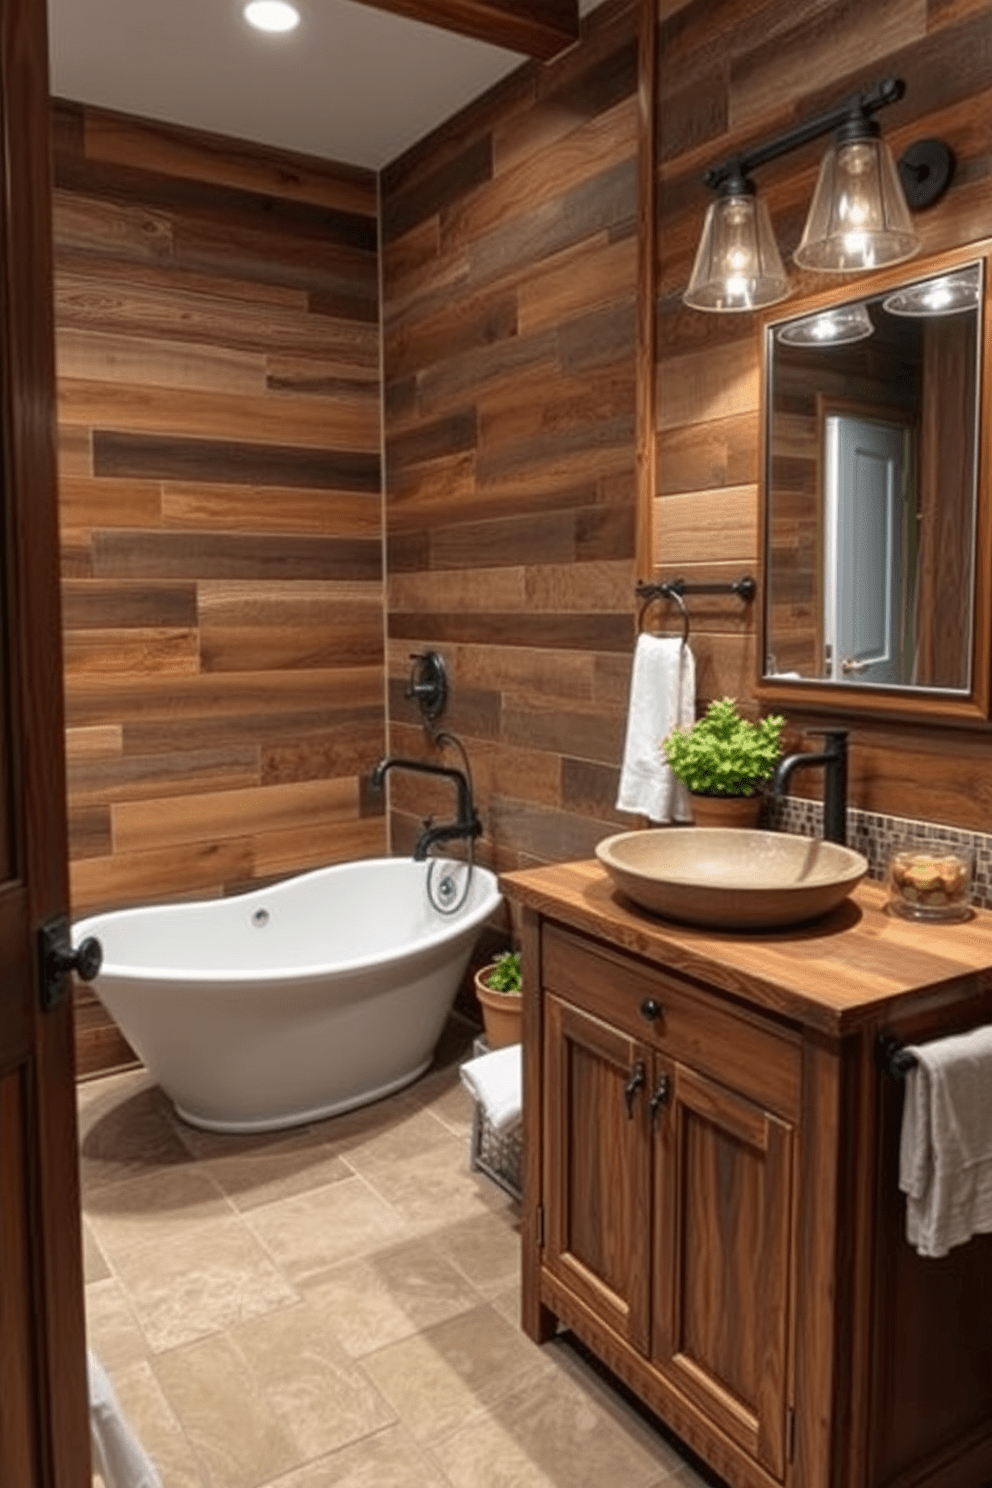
47,0,607,172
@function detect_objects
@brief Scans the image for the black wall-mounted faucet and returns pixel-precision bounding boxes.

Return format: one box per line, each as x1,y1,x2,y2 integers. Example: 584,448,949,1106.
370,756,482,861
771,729,848,845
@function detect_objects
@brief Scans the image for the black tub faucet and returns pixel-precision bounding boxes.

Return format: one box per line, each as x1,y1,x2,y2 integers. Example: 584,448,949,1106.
771,729,848,845
370,756,482,861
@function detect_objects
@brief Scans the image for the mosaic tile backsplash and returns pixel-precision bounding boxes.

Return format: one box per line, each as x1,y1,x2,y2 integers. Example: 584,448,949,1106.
767,796,992,912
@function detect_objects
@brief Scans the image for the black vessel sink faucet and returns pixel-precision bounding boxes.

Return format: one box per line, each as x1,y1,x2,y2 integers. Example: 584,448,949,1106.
770,729,848,846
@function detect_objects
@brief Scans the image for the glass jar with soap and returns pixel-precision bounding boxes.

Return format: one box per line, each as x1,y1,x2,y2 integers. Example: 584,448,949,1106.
887,836,974,922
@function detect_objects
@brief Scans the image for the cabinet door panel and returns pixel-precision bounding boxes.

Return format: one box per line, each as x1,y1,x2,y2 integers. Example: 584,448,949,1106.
544,995,653,1352
654,1063,793,1480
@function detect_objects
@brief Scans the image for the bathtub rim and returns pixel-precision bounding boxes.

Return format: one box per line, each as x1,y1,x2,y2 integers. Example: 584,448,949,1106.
72,855,501,986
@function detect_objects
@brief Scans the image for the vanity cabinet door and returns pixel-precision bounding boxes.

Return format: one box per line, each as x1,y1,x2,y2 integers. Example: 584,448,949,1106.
543,993,653,1352
652,1061,794,1481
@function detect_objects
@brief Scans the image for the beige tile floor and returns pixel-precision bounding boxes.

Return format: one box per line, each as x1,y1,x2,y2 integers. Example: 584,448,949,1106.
81,1016,719,1488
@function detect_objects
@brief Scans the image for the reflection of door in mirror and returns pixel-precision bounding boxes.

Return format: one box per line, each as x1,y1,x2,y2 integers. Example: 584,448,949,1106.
824,412,911,685
764,267,979,695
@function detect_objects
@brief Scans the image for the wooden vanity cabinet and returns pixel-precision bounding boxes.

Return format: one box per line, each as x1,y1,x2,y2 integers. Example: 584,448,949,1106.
506,865,992,1488
537,923,799,1487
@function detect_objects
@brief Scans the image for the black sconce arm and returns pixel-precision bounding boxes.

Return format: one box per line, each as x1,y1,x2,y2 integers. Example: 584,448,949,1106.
705,77,906,192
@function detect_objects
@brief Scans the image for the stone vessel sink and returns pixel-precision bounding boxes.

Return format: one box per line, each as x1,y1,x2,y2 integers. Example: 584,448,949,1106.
595,828,868,930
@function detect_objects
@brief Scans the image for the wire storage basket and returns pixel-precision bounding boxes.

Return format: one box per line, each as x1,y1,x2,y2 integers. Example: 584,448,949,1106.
468,1036,522,1201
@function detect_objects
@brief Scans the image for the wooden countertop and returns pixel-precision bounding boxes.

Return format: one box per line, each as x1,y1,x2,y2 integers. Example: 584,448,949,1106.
500,859,992,1035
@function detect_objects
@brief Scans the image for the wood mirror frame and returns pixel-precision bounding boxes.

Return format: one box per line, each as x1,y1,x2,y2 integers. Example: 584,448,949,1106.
755,240,992,726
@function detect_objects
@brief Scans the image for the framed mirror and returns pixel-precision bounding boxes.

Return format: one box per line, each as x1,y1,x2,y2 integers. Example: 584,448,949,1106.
759,245,992,722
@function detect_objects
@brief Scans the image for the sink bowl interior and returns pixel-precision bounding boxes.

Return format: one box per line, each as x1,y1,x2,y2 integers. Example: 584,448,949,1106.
595,828,868,930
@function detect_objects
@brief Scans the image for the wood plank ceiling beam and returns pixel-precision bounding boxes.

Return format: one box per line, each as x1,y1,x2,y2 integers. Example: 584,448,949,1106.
348,0,580,60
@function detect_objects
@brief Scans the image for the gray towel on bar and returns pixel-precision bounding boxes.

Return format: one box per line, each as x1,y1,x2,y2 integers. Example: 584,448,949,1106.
898,1025,992,1258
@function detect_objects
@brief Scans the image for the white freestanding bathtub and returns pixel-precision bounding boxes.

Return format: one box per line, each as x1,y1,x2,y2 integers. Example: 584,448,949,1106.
73,857,501,1133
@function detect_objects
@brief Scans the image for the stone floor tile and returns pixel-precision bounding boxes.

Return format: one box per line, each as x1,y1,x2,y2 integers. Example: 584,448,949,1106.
352,1133,509,1233
326,1100,459,1168
111,1215,298,1352
78,1073,190,1192
230,1302,395,1459
102,1358,206,1488
412,1068,477,1139
245,1174,409,1286
153,1332,300,1488
81,1217,110,1284
361,1303,555,1446
431,1363,664,1488
305,1237,480,1356
85,1165,231,1265
200,1134,352,1211
85,1278,149,1372
431,1207,522,1299
264,1424,449,1487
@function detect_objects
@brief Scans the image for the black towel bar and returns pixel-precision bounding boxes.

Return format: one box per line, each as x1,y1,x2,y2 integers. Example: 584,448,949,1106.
635,575,756,645
877,1034,919,1078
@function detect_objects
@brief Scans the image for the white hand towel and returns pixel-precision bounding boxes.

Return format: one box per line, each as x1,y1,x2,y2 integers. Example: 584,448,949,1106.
88,1350,163,1488
460,1043,522,1133
615,634,695,822
898,1024,992,1258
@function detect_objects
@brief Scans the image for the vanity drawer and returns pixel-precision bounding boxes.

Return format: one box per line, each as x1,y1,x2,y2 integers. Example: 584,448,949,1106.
541,923,802,1121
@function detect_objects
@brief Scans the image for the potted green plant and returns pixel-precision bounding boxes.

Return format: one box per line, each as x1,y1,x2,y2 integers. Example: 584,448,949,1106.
474,950,523,1048
662,697,786,828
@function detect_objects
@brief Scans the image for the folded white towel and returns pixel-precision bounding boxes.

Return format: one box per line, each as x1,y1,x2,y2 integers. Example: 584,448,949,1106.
615,634,695,823
87,1351,163,1488
898,1025,992,1258
460,1044,522,1133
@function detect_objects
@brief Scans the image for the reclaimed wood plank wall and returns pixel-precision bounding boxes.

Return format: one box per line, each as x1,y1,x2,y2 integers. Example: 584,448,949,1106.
654,0,992,830
380,0,643,876
51,103,385,1071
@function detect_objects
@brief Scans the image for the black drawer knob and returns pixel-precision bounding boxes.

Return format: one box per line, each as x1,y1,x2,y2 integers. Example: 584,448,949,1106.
640,997,662,1022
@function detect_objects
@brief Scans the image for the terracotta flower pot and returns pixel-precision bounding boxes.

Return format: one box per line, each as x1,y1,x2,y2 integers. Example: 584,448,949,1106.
689,792,763,829
474,965,523,1049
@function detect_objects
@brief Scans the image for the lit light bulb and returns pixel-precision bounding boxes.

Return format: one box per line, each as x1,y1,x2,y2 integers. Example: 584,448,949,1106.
244,1,300,33
924,281,953,310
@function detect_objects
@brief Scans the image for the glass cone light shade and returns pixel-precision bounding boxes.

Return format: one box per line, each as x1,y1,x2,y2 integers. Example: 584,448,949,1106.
776,301,873,346
883,265,981,317
683,191,789,312
795,134,920,272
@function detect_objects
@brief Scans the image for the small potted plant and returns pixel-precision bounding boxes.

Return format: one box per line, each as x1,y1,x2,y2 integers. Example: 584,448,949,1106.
474,950,523,1048
662,696,786,828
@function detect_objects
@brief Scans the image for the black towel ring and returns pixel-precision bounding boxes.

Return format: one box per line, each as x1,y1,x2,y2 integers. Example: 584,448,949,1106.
637,585,690,648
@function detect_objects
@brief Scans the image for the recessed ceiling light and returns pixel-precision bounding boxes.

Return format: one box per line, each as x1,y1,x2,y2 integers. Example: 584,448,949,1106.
243,1,300,34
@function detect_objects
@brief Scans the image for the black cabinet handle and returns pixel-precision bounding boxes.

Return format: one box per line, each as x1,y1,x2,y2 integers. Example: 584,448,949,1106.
624,1061,646,1118
639,998,662,1023
649,1073,671,1121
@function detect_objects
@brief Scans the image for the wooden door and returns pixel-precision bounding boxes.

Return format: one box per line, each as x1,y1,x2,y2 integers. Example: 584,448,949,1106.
653,1061,794,1481
543,995,653,1352
0,0,91,1482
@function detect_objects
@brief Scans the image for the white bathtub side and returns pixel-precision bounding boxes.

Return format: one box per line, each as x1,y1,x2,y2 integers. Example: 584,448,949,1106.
77,860,501,1132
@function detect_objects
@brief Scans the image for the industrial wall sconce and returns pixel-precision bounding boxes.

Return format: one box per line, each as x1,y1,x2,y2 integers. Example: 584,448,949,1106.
683,78,954,313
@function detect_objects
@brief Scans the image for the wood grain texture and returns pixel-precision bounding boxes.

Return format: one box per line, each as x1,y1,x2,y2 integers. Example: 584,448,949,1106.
382,0,641,876
653,0,992,831
515,871,992,1488
352,0,579,59
52,101,385,1071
